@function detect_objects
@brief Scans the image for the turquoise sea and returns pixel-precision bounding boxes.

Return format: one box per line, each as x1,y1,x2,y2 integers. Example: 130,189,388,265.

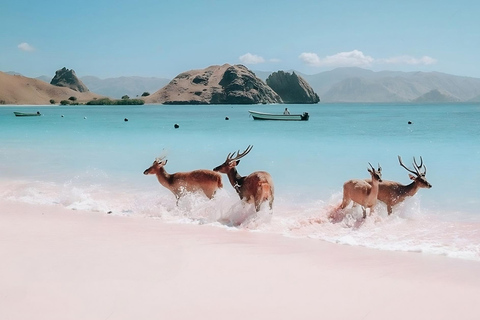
1,103,479,260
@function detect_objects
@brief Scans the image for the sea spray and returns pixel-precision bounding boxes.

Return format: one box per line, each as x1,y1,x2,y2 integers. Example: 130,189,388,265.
1,103,479,260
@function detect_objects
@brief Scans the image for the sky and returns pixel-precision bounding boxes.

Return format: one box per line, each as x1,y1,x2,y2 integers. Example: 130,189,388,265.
1,0,480,79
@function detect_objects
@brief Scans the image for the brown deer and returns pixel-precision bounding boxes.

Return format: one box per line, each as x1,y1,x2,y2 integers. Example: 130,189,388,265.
366,156,432,215
213,145,274,212
143,156,223,203
339,163,383,219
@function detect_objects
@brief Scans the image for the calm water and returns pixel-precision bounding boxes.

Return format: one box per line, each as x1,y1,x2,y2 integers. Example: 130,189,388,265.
1,103,479,260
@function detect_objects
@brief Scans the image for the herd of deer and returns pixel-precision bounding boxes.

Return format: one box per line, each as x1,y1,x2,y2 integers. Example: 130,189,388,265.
143,145,432,220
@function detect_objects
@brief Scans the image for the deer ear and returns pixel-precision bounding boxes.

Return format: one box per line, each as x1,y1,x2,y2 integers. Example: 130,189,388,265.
235,160,241,165
409,174,415,180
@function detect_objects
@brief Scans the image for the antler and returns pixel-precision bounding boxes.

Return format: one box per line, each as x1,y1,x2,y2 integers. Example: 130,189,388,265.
226,145,253,163
155,149,169,163
368,162,382,171
398,155,418,175
413,156,427,175
398,155,426,176
368,162,375,170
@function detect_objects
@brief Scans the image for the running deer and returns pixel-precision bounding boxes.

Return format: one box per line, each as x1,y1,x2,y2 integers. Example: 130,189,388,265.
213,145,274,212
339,163,383,219
143,156,223,203
366,156,432,215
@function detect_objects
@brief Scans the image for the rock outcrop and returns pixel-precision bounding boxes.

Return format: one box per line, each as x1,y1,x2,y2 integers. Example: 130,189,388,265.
266,71,320,104
50,67,89,92
144,64,282,104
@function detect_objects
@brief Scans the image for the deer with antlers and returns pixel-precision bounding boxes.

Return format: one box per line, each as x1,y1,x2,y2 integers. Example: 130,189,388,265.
366,156,432,215
213,145,274,212
338,163,383,219
143,156,223,203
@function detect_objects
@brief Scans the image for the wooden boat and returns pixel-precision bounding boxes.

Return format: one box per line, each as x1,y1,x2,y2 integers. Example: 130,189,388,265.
248,110,309,121
14,111,41,117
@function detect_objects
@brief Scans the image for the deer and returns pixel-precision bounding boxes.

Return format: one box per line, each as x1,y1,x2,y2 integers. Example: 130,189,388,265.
143,156,223,203
213,145,274,212
338,163,383,219
366,156,432,215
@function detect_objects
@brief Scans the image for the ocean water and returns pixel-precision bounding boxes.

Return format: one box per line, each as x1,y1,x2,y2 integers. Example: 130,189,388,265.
1,103,479,260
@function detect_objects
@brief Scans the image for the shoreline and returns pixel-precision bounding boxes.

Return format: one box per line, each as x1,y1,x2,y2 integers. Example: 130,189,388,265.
2,101,480,107
1,199,480,319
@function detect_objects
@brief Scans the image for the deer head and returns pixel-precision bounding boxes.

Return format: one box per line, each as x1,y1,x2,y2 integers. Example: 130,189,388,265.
398,156,432,188
143,156,168,175
368,162,382,182
213,145,253,173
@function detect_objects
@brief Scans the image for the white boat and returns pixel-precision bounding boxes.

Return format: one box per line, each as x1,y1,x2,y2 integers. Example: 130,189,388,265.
14,111,41,117
248,110,309,121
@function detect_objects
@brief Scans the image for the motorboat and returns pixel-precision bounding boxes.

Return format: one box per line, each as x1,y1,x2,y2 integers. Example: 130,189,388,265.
14,111,41,117
248,110,309,121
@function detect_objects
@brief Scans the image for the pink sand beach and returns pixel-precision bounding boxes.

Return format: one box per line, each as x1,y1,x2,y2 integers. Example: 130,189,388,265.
1,199,480,320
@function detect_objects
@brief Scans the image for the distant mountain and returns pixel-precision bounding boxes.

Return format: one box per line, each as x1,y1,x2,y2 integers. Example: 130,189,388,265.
468,94,480,102
8,67,480,103
33,74,170,98
321,77,405,102
36,75,51,82
255,67,480,102
412,89,460,103
80,76,170,99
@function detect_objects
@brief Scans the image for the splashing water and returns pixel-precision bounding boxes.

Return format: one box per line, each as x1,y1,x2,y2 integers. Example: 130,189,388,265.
1,103,479,260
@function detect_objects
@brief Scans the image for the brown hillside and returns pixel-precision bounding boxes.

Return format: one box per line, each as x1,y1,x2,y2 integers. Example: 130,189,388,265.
144,64,282,104
0,72,103,105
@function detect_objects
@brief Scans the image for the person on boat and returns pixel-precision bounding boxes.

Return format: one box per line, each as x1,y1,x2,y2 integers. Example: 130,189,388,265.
283,108,290,115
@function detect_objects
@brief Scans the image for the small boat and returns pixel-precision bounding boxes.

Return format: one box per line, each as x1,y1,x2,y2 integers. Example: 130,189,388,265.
248,110,309,121
14,111,41,117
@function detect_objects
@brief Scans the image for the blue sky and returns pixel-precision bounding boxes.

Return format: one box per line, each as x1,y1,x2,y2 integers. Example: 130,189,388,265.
1,0,479,79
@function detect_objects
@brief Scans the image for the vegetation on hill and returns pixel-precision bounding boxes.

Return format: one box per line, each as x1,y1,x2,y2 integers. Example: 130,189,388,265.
85,97,144,105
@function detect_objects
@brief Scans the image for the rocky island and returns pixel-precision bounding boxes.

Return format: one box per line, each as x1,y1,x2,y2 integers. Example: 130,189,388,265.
266,71,320,104
50,67,89,92
144,64,282,105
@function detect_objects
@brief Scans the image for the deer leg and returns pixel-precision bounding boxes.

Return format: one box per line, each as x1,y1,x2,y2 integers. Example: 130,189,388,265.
254,197,262,212
340,197,351,209
387,205,393,215
362,207,367,219
367,206,376,218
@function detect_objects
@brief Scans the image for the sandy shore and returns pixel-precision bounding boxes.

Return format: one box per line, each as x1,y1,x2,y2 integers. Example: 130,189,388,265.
1,200,480,320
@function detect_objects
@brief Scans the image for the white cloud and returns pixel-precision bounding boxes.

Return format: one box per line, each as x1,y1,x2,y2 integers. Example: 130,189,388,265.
299,50,374,67
298,52,321,66
18,42,35,52
299,50,437,68
380,55,437,65
239,53,265,64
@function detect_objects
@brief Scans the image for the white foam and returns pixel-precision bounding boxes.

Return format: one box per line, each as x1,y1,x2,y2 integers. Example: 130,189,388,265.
2,178,480,261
